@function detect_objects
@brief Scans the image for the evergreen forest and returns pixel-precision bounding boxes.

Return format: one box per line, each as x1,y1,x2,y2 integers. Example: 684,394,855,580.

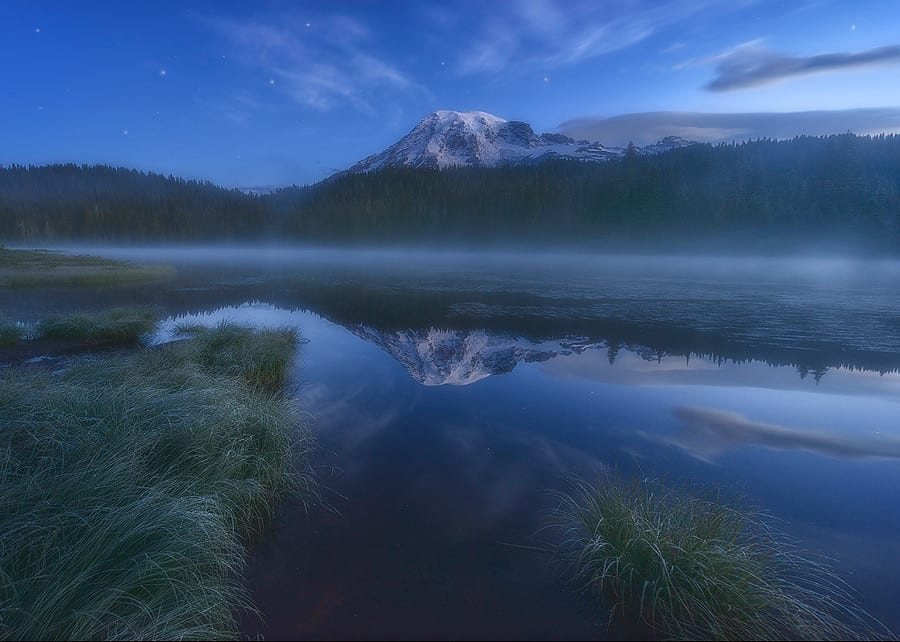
2,133,898,251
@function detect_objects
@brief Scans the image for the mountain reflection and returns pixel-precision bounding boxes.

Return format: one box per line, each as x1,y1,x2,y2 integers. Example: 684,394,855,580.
350,326,600,385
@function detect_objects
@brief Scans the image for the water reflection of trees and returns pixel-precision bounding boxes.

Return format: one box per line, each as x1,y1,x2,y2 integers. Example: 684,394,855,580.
3,270,898,378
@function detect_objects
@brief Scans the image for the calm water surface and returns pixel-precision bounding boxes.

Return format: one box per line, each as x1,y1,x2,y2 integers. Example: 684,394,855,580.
5,247,900,639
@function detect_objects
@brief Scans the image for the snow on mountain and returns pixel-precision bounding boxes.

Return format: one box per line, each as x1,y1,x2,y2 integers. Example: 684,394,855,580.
638,136,696,155
348,110,696,173
352,325,600,386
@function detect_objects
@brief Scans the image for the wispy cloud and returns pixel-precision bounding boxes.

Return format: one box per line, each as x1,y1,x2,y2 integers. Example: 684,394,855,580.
660,41,686,55
208,13,423,113
559,108,900,146
453,0,742,76
707,42,900,91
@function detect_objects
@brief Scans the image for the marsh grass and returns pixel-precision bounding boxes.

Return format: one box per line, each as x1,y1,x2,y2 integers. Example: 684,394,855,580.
0,324,316,640
36,307,159,346
0,320,24,347
551,474,889,641
0,248,174,287
177,322,300,392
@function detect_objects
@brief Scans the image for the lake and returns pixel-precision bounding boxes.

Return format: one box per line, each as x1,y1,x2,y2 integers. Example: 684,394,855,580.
4,247,900,639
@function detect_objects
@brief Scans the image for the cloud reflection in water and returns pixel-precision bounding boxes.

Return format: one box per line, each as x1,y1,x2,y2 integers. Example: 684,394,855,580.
669,405,900,460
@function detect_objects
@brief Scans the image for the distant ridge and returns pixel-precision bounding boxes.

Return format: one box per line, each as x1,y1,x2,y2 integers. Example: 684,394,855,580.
347,110,695,173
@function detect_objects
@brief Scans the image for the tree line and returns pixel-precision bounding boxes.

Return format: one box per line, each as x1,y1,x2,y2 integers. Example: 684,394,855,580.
0,164,267,242
2,133,899,250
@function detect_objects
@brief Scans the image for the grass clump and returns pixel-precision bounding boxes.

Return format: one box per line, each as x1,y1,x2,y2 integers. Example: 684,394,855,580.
36,307,159,346
0,248,175,288
0,321,24,347
177,321,299,392
552,474,888,640
0,324,316,640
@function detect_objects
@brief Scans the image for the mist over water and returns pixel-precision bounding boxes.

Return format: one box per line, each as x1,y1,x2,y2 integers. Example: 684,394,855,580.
41,243,900,280
6,245,900,638
22,244,900,373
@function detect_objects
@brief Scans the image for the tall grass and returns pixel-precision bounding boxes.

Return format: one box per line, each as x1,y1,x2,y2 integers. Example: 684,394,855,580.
0,324,316,640
176,322,299,392
36,307,159,346
551,474,889,641
0,321,24,347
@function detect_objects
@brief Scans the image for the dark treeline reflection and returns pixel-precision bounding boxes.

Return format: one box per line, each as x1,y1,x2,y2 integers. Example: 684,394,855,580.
3,133,900,250
4,260,899,378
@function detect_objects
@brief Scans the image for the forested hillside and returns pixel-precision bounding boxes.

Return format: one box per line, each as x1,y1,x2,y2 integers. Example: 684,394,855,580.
0,165,266,242
273,133,900,247
2,134,899,249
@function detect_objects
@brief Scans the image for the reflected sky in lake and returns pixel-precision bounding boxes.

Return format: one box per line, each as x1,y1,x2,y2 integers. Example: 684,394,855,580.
669,405,900,460
5,247,900,638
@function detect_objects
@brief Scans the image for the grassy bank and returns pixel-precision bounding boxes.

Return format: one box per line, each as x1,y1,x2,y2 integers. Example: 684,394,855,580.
0,323,316,640
36,307,159,346
0,308,160,362
0,321,23,347
0,248,175,287
552,475,887,640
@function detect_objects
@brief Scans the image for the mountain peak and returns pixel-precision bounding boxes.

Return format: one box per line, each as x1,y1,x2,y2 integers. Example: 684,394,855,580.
428,110,507,126
347,111,696,173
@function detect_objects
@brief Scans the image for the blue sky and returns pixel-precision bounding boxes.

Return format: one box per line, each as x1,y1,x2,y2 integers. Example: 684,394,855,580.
3,0,900,186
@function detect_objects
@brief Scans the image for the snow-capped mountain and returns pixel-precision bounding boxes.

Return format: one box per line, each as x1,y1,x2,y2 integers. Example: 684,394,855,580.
352,325,600,386
347,110,695,173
